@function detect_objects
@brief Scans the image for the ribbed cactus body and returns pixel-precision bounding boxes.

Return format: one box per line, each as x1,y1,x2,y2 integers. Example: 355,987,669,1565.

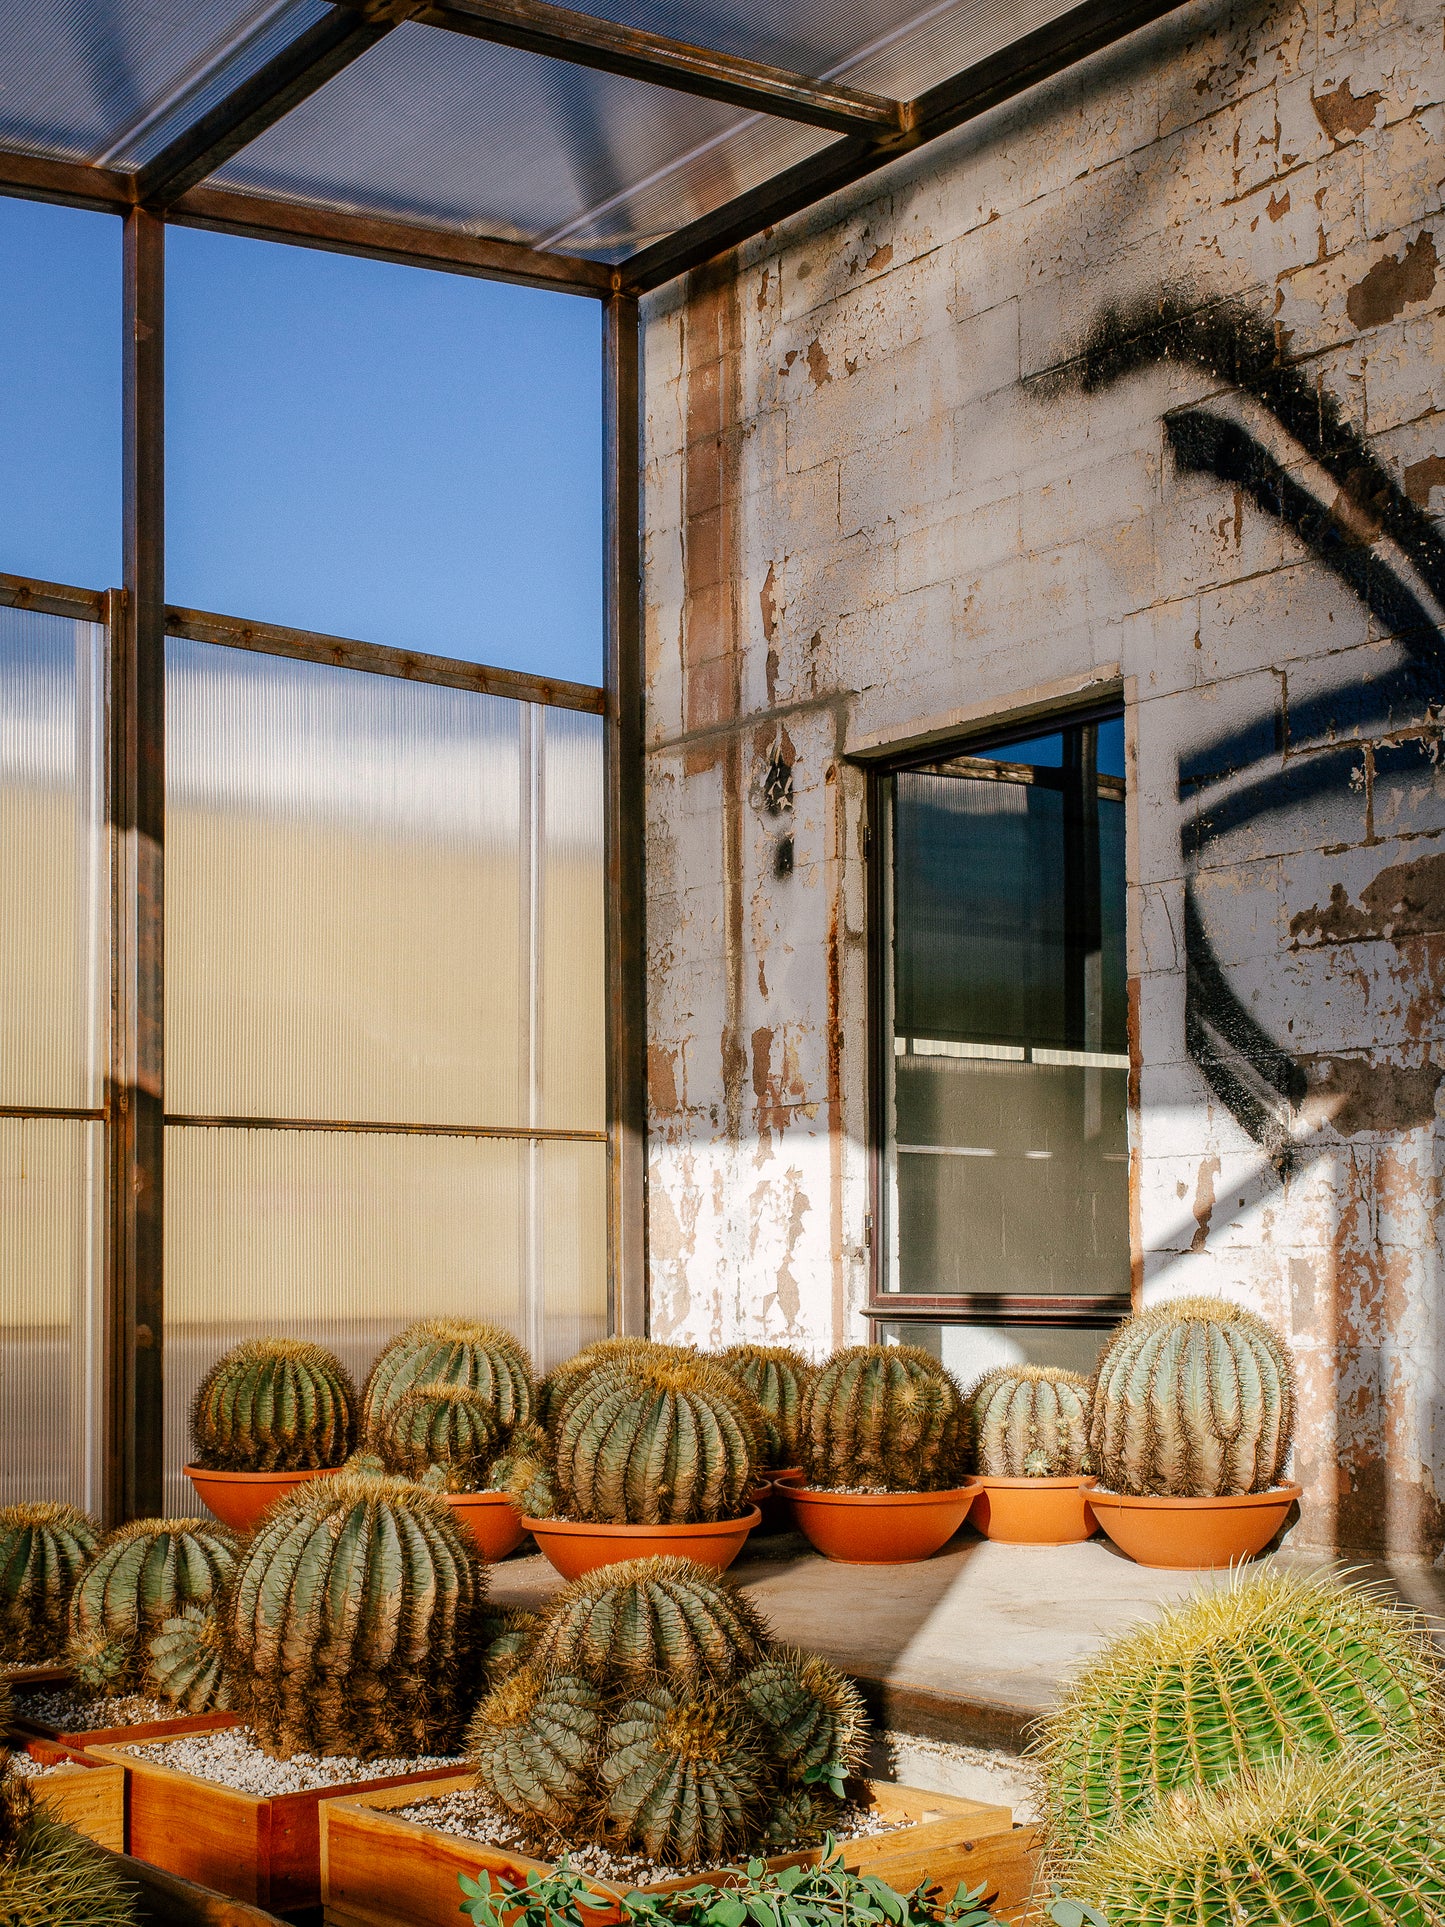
547,1358,760,1525
467,1669,602,1841
362,1320,535,1445
1039,1570,1442,1863
1062,1752,1445,1927
599,1683,767,1866
762,1787,842,1849
737,1650,866,1783
965,1367,1092,1478
537,1340,690,1430
221,1476,483,1759
0,1504,99,1662
800,1345,967,1492
68,1519,237,1692
718,1346,813,1468
478,1607,538,1681
1089,1296,1294,1496
529,1557,767,1688
148,1606,231,1714
379,1384,500,1490
189,1339,356,1471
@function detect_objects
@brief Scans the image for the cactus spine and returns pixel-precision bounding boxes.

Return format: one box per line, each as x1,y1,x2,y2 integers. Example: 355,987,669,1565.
599,1682,767,1865
737,1649,866,1784
189,1338,356,1471
536,1339,693,1430
537,1357,762,1525
1058,1750,1445,1927
964,1367,1093,1478
68,1519,237,1694
466,1668,603,1842
0,1505,99,1663
527,1557,768,1687
718,1346,814,1469
1089,1296,1294,1496
800,1345,967,1492
1038,1568,1444,1863
221,1474,483,1758
378,1383,500,1490
0,1797,140,1927
148,1606,231,1714
362,1320,535,1446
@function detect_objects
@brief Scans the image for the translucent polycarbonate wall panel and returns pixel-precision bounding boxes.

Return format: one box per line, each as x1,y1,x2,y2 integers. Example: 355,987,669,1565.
165,639,525,1126
872,1321,1111,1382
0,1118,105,1510
0,607,107,1109
162,1124,527,1510
540,708,606,1132
537,1139,608,1370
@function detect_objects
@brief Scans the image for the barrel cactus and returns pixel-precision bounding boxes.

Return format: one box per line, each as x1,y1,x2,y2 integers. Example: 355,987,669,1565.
1056,1749,1445,1927
528,1355,762,1525
528,1556,768,1687
362,1320,535,1447
799,1345,968,1492
467,1667,603,1840
1089,1296,1293,1497
378,1383,500,1491
0,1775,139,1927
148,1605,231,1715
1038,1568,1443,1863
965,1367,1093,1478
68,1519,237,1695
600,1681,768,1865
220,1474,484,1758
189,1337,356,1471
0,1504,99,1663
718,1345,814,1469
536,1338,691,1429
736,1648,866,1788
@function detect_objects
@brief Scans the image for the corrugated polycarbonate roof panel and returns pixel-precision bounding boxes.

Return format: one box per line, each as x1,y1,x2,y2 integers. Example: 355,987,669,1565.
210,22,836,260
0,0,331,167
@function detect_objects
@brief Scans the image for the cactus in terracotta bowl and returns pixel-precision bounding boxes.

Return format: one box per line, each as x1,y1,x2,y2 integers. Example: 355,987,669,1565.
184,1336,357,1530
961,1365,1098,1545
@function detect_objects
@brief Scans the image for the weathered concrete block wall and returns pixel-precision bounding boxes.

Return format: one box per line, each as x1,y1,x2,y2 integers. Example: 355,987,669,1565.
639,0,1445,1557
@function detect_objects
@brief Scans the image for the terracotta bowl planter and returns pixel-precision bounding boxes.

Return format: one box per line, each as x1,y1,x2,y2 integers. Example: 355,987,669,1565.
520,1507,761,1580
185,1463,340,1532
777,1481,976,1564
756,1467,802,1532
443,1490,528,1562
966,1473,1098,1545
1085,1480,1303,1569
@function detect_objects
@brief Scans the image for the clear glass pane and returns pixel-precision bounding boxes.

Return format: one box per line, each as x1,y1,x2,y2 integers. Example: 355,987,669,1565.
540,708,605,1132
162,1124,527,1511
873,1321,1112,1384
165,639,526,1127
538,1138,608,1371
0,606,107,1110
885,716,1129,1298
0,1117,105,1512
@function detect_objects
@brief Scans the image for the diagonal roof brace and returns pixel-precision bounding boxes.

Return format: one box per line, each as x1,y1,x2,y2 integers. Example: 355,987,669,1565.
390,0,907,136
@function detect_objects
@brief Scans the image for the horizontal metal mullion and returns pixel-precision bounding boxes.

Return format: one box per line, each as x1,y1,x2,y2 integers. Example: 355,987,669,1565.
866,1296,1131,1328
1,573,108,622
0,1104,107,1123
0,148,133,214
165,1113,607,1142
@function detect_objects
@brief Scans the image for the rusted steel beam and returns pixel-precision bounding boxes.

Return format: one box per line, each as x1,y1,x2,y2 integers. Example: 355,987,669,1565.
167,184,615,296
620,0,1195,291
0,574,106,622
136,5,408,208
111,209,167,1525
866,1297,1132,1327
165,602,606,713
399,0,902,136
166,1114,607,1140
0,148,132,212
602,294,648,1338
0,1104,107,1122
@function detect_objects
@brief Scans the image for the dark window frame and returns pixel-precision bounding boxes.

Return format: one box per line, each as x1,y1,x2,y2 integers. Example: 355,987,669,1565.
862,698,1134,1332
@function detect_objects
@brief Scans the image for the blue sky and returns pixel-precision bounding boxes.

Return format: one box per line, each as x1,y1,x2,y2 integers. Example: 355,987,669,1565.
0,196,603,685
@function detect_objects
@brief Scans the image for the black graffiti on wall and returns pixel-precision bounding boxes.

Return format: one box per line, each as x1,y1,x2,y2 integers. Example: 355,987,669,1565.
1062,291,1445,1170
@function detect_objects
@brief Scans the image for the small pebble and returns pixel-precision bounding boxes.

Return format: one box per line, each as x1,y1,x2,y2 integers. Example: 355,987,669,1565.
126,1725,462,1796
15,1689,173,1732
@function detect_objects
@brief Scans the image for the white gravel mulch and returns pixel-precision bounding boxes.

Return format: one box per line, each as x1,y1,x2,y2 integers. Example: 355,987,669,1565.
13,1688,173,1732
391,1789,906,1886
6,1754,57,1780
127,1724,462,1796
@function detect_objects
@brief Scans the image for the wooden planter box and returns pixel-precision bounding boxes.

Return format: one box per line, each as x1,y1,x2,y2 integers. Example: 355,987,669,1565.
14,1704,240,1750
99,1846,293,1927
319,1777,1032,1927
18,1737,127,1851
3,1662,72,1688
90,1733,462,1915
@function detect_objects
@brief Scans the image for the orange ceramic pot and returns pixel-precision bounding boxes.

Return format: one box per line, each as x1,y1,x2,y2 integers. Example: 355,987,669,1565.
184,1463,340,1532
756,1467,802,1532
444,1490,528,1561
521,1508,762,1581
779,1482,977,1564
1085,1481,1303,1569
966,1474,1098,1545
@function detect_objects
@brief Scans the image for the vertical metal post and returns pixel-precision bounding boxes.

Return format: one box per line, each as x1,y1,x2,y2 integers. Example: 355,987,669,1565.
109,208,166,1522
602,293,647,1337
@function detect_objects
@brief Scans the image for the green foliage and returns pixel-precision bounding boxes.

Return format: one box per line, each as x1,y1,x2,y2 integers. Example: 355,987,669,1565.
800,1346,968,1493
378,1382,500,1490
0,1798,140,1926
536,1356,762,1526
147,1605,231,1714
736,1649,866,1789
963,1368,1093,1479
529,1557,768,1689
716,1347,815,1469
189,1338,356,1472
467,1668,604,1842
68,1519,237,1695
1059,1749,1445,1927
1088,1296,1294,1497
220,1474,484,1759
1037,1568,1444,1865
0,1505,99,1663
600,1681,768,1865
362,1319,535,1447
